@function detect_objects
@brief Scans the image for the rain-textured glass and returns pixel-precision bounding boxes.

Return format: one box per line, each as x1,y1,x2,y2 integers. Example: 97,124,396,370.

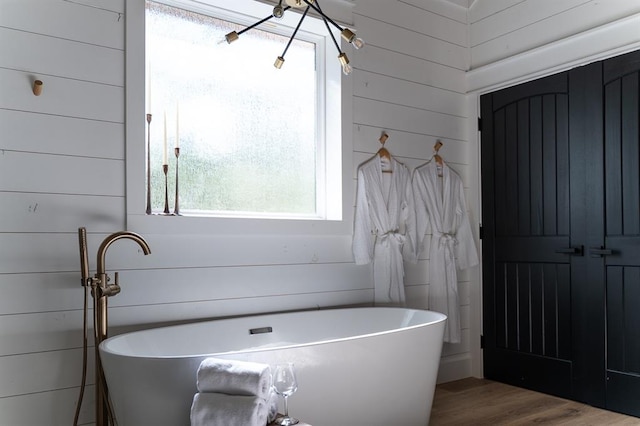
146,1,317,216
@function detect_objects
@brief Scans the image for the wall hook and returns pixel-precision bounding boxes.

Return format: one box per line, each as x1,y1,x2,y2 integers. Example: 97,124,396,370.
379,131,389,145
33,80,43,96
433,139,444,168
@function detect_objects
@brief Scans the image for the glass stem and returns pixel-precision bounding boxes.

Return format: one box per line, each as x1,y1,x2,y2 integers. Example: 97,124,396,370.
284,395,289,417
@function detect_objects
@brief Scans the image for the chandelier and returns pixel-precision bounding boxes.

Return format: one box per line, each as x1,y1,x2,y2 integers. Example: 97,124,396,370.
223,0,364,75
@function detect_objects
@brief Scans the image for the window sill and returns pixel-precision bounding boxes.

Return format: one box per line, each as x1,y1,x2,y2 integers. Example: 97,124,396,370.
127,212,351,235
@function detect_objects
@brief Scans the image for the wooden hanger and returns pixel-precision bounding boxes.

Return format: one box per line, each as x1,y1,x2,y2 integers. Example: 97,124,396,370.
378,132,392,173
433,140,444,177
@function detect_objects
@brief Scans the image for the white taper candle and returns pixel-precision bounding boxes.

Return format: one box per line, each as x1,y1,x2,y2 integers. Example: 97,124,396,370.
147,61,151,113
176,102,179,149
163,111,167,165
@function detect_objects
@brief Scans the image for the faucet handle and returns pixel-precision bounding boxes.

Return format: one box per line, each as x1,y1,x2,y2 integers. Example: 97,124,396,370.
103,272,121,297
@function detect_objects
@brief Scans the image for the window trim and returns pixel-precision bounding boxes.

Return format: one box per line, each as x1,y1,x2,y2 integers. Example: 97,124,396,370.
125,0,354,235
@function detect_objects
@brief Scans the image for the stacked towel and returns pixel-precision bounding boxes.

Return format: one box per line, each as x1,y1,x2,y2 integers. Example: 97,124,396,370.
190,393,268,426
190,358,278,426
197,358,271,400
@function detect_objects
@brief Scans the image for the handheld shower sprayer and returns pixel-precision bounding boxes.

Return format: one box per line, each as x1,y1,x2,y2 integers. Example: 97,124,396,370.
74,227,90,426
74,227,151,426
78,227,90,288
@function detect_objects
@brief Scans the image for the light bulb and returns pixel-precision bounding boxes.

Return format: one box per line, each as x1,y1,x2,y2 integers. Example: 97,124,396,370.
352,37,365,50
273,5,284,18
338,52,351,75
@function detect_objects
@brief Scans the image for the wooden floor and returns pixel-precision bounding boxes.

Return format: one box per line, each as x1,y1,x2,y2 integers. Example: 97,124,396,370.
430,378,640,425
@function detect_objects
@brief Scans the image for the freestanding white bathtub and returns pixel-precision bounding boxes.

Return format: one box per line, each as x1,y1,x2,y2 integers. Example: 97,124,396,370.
99,307,446,426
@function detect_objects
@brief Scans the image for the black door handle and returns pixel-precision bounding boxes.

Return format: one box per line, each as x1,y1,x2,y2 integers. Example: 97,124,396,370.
590,247,613,257
555,246,583,255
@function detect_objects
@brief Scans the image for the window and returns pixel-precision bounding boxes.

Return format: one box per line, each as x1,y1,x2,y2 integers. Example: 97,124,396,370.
125,0,352,235
139,0,343,221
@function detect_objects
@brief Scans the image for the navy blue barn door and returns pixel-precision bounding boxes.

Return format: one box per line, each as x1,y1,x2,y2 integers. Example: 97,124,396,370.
481,49,640,416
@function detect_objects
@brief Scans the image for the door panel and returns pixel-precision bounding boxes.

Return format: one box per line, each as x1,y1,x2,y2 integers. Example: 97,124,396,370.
607,267,640,375
482,72,575,398
605,71,640,237
606,266,640,416
492,92,569,239
494,262,571,359
603,51,640,417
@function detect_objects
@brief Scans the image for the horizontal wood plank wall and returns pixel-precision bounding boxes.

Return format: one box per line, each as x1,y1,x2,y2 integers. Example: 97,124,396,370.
352,0,475,384
0,0,128,423
0,0,470,424
469,0,640,70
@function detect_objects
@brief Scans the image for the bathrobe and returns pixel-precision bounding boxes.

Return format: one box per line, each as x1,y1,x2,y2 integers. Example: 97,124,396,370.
413,160,478,343
353,154,417,305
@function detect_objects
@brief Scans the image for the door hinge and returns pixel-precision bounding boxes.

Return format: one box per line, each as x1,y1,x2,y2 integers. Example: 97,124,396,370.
480,334,485,349
478,117,483,132
479,225,483,240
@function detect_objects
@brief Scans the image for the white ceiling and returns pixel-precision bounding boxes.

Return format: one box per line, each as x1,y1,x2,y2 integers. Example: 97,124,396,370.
443,0,478,8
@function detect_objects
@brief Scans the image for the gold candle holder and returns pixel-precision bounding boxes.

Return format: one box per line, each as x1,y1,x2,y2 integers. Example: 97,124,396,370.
146,114,152,215
174,147,181,215
162,164,170,214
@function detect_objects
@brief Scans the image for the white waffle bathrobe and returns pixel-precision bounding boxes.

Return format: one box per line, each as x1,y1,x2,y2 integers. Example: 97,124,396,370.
353,155,417,305
413,160,478,343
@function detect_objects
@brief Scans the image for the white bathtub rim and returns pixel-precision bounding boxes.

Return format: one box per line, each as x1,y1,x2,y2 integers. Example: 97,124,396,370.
99,307,447,360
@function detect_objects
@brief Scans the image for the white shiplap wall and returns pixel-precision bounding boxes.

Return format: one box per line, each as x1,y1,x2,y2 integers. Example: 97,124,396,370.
469,0,640,70
467,0,640,92
351,0,474,383
0,0,472,424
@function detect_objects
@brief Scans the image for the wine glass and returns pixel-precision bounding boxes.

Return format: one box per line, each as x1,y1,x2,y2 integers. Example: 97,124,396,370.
272,363,299,426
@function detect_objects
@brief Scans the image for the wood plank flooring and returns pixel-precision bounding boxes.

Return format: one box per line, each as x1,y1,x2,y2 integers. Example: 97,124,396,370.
430,378,640,425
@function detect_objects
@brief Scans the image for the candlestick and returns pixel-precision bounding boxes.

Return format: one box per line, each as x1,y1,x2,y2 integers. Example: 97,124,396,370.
163,164,170,214
174,147,181,216
163,111,168,165
146,113,152,215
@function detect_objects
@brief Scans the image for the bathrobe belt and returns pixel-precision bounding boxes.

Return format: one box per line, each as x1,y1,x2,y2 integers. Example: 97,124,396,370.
376,229,406,247
376,230,406,302
436,232,458,257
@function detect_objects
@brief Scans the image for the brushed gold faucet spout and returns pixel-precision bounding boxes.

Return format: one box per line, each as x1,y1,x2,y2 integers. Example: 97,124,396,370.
96,231,151,276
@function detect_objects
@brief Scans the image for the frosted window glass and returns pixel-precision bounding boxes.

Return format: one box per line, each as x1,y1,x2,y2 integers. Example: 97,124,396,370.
146,1,318,217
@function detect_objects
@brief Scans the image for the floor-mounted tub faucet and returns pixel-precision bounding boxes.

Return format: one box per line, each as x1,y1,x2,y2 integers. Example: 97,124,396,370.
95,231,152,339
76,228,151,426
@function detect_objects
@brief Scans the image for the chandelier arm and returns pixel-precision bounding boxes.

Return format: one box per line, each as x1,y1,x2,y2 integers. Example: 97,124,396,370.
280,5,310,57
301,0,344,32
238,6,292,36
315,1,342,54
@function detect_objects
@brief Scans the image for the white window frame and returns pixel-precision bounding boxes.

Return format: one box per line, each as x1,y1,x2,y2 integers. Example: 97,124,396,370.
125,0,354,235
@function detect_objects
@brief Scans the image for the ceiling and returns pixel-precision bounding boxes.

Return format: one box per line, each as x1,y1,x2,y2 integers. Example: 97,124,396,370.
443,0,478,8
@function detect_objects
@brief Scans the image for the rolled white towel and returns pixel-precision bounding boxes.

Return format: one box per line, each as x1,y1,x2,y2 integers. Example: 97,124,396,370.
197,358,271,400
190,393,268,426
